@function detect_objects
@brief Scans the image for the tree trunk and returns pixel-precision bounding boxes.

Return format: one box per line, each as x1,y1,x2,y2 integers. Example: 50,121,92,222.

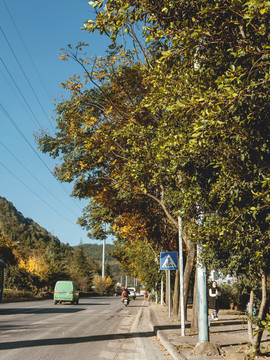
173,270,180,315
247,289,255,344
179,238,196,319
191,267,198,330
251,273,267,355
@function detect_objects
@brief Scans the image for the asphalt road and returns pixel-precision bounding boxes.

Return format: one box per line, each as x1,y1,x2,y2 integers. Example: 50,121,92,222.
0,296,172,360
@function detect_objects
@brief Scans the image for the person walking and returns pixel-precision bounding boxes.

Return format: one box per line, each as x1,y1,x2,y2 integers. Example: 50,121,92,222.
209,281,221,320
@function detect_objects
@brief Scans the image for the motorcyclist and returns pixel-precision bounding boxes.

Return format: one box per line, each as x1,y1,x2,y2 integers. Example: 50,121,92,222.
121,286,130,302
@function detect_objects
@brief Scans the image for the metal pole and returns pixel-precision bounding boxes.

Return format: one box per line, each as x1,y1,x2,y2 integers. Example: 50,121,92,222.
125,275,128,287
102,237,106,278
168,270,171,317
161,276,164,305
178,215,185,336
197,243,209,343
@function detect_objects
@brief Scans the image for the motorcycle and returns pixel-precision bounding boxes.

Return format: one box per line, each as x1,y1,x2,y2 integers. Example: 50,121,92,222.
123,296,130,306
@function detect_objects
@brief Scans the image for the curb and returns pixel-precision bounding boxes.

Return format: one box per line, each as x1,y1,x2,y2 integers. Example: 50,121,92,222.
148,304,187,360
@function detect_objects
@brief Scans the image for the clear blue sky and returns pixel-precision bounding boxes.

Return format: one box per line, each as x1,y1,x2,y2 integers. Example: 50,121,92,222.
0,0,112,247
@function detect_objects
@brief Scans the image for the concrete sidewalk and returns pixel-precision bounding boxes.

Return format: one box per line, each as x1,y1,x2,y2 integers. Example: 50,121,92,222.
147,302,270,360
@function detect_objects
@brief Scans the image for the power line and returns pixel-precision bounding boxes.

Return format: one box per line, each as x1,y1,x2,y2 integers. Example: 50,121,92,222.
0,57,42,129
0,25,55,131
0,103,52,171
2,0,53,104
0,161,77,226
0,103,83,211
0,65,31,118
0,139,79,217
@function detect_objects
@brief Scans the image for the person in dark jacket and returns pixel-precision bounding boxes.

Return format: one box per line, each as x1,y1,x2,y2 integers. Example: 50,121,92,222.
209,281,221,320
121,286,130,302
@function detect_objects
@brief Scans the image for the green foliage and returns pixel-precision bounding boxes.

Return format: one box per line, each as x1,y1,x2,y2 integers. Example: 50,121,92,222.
5,265,42,292
3,289,41,302
93,275,114,295
255,314,270,337
0,197,104,293
0,196,61,251
35,4,270,355
79,243,116,263
68,245,96,291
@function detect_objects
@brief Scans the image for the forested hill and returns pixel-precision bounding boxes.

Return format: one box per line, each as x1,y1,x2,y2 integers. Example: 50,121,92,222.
79,243,121,279
79,243,116,263
0,196,61,250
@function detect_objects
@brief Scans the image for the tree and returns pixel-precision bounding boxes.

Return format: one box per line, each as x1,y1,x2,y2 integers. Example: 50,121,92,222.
93,275,114,295
0,231,16,265
68,245,96,291
37,0,270,353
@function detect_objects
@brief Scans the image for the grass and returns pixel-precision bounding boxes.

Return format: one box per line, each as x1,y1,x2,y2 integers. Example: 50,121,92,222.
3,289,52,302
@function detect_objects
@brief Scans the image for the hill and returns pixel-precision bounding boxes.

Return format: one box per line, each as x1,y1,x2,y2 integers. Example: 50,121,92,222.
0,196,61,250
78,243,122,280
0,196,121,287
79,243,116,263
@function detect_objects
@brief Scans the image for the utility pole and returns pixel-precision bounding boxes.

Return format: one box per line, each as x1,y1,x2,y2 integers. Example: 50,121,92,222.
178,215,185,336
197,208,209,344
102,237,106,278
102,223,106,278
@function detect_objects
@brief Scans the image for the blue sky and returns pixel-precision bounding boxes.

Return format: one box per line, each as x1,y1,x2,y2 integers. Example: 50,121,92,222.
0,0,113,247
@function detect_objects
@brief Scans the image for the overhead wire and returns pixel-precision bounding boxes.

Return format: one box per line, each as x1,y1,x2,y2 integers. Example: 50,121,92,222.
0,65,32,118
0,161,78,226
2,0,53,104
0,139,79,217
0,104,83,211
0,26,55,132
0,57,43,129
0,3,84,214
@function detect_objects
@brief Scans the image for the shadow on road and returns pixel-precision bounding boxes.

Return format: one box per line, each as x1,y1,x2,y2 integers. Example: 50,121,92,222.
0,307,84,315
0,330,156,350
0,302,111,316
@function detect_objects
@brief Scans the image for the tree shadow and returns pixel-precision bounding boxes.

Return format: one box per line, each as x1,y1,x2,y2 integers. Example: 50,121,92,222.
153,324,180,331
209,320,247,327
0,307,84,316
0,330,156,350
0,302,111,316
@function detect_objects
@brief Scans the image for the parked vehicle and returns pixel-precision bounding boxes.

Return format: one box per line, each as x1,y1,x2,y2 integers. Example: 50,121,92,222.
53,281,79,305
128,287,136,300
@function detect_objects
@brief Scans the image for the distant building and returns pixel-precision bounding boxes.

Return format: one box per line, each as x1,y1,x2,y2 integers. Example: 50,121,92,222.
210,270,237,285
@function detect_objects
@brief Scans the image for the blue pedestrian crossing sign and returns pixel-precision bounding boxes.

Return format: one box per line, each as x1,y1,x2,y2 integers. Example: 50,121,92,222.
160,252,178,270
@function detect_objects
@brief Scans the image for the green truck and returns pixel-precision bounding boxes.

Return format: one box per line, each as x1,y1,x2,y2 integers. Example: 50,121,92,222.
53,281,79,305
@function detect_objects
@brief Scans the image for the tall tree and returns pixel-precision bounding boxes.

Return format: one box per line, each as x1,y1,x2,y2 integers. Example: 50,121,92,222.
37,0,270,353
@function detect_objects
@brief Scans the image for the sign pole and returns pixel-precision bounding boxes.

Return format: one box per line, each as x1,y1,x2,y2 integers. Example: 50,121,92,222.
168,269,171,317
160,251,178,318
161,275,164,305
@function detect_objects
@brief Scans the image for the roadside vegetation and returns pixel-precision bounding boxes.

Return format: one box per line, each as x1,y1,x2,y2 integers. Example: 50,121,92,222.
0,196,119,300
1,0,269,356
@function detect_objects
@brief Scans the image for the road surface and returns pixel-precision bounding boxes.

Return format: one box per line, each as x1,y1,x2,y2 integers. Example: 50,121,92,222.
0,296,172,360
